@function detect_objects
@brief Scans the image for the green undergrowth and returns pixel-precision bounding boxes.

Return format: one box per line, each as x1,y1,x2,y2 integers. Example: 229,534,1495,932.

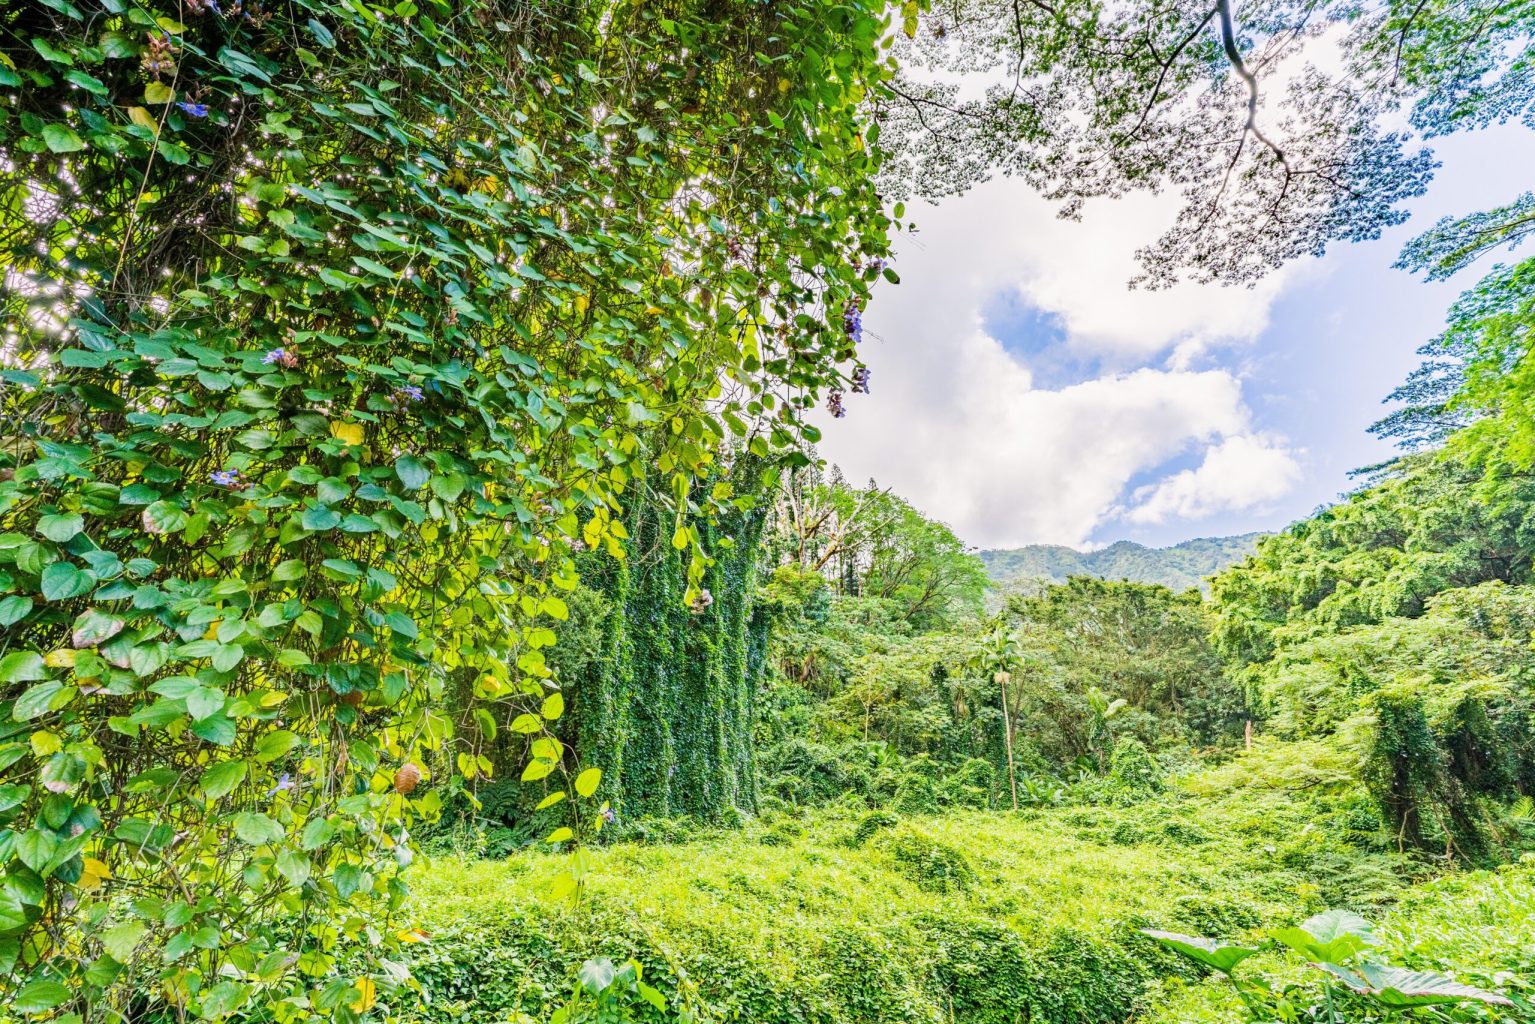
386,780,1438,1024
1139,860,1535,1022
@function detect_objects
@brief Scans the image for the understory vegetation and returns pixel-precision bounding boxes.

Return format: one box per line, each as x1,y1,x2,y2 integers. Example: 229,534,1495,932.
10,0,1535,1019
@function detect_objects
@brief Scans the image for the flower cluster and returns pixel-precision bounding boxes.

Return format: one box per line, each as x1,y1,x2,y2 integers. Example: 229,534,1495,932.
140,32,176,76
827,389,845,418
177,101,210,119
397,384,424,403
851,366,871,394
210,469,241,488
262,347,299,368
843,301,863,346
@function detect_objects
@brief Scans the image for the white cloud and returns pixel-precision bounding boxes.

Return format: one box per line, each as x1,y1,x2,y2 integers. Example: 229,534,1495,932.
1000,190,1301,368
1122,433,1304,526
813,177,1308,548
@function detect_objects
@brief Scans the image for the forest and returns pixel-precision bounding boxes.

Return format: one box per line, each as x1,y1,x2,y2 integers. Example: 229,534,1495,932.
2,0,1535,1022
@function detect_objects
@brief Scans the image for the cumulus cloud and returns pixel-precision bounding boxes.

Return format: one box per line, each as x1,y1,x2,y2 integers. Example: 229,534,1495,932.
812,178,1307,548
1121,434,1304,526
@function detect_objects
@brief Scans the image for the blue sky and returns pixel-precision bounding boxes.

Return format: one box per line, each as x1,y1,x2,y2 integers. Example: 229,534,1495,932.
813,124,1535,551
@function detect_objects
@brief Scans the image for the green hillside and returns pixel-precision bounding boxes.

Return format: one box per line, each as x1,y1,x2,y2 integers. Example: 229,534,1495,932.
980,534,1266,594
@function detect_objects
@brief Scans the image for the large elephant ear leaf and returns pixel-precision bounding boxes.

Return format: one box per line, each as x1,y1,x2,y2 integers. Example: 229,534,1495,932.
1142,930,1259,975
1350,963,1513,1008
1273,909,1377,962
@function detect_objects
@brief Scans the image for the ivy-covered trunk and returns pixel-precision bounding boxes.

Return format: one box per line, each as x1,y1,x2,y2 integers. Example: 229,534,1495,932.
560,469,771,824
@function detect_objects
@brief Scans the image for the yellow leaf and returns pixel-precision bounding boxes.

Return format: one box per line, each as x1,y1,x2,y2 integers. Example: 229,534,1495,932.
545,827,574,844
45,648,76,668
144,81,174,105
203,619,221,640
541,692,564,720
78,857,111,891
127,106,157,130
330,420,365,446
574,768,601,798
396,928,431,944
574,294,589,316
536,790,566,810
30,731,61,757
350,977,376,1014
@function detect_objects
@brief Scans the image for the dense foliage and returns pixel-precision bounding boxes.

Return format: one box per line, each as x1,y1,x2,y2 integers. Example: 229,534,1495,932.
368,784,1535,1024
8,0,1535,1017
0,0,897,1018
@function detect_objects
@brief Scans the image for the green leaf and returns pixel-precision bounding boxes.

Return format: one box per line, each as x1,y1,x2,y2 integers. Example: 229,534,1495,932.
1141,930,1258,975
32,38,75,65
102,919,148,962
254,731,301,762
232,812,283,845
141,501,189,535
13,680,66,721
0,596,33,627
36,513,83,542
395,455,431,490
200,760,248,799
186,687,226,721
11,978,70,1013
1314,961,1512,1007
16,830,60,873
190,713,236,745
301,817,335,850
42,124,84,154
41,562,93,601
301,506,342,532
1272,910,1376,963
0,652,47,684
275,849,311,886
0,890,28,933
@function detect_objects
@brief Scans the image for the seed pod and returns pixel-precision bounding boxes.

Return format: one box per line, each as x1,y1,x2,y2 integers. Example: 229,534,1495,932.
393,762,421,795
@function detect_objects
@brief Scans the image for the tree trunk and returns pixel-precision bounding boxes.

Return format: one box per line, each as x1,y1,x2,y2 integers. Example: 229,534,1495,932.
1000,676,1018,810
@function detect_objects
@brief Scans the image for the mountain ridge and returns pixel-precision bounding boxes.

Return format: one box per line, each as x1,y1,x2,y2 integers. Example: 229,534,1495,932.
979,532,1267,594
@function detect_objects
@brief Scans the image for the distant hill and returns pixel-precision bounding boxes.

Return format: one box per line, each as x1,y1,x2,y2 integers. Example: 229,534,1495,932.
978,533,1267,595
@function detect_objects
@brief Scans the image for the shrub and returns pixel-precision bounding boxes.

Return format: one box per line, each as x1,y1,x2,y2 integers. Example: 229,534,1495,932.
1106,737,1167,803
881,824,977,893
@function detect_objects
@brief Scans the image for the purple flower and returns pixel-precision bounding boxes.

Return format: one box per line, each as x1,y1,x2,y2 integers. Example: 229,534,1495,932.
268,773,292,796
851,366,871,395
827,390,845,419
262,348,286,364
601,807,616,824
398,385,424,403
843,302,863,345
210,469,240,487
177,101,210,118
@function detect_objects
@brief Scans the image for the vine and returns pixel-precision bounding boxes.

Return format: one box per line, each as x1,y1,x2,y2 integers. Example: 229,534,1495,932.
0,0,897,1019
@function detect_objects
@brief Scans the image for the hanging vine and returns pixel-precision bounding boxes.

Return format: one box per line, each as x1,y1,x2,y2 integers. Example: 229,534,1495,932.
0,0,897,1019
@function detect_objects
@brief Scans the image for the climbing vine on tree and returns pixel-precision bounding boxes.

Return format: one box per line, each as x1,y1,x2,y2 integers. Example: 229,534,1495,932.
0,0,897,1019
